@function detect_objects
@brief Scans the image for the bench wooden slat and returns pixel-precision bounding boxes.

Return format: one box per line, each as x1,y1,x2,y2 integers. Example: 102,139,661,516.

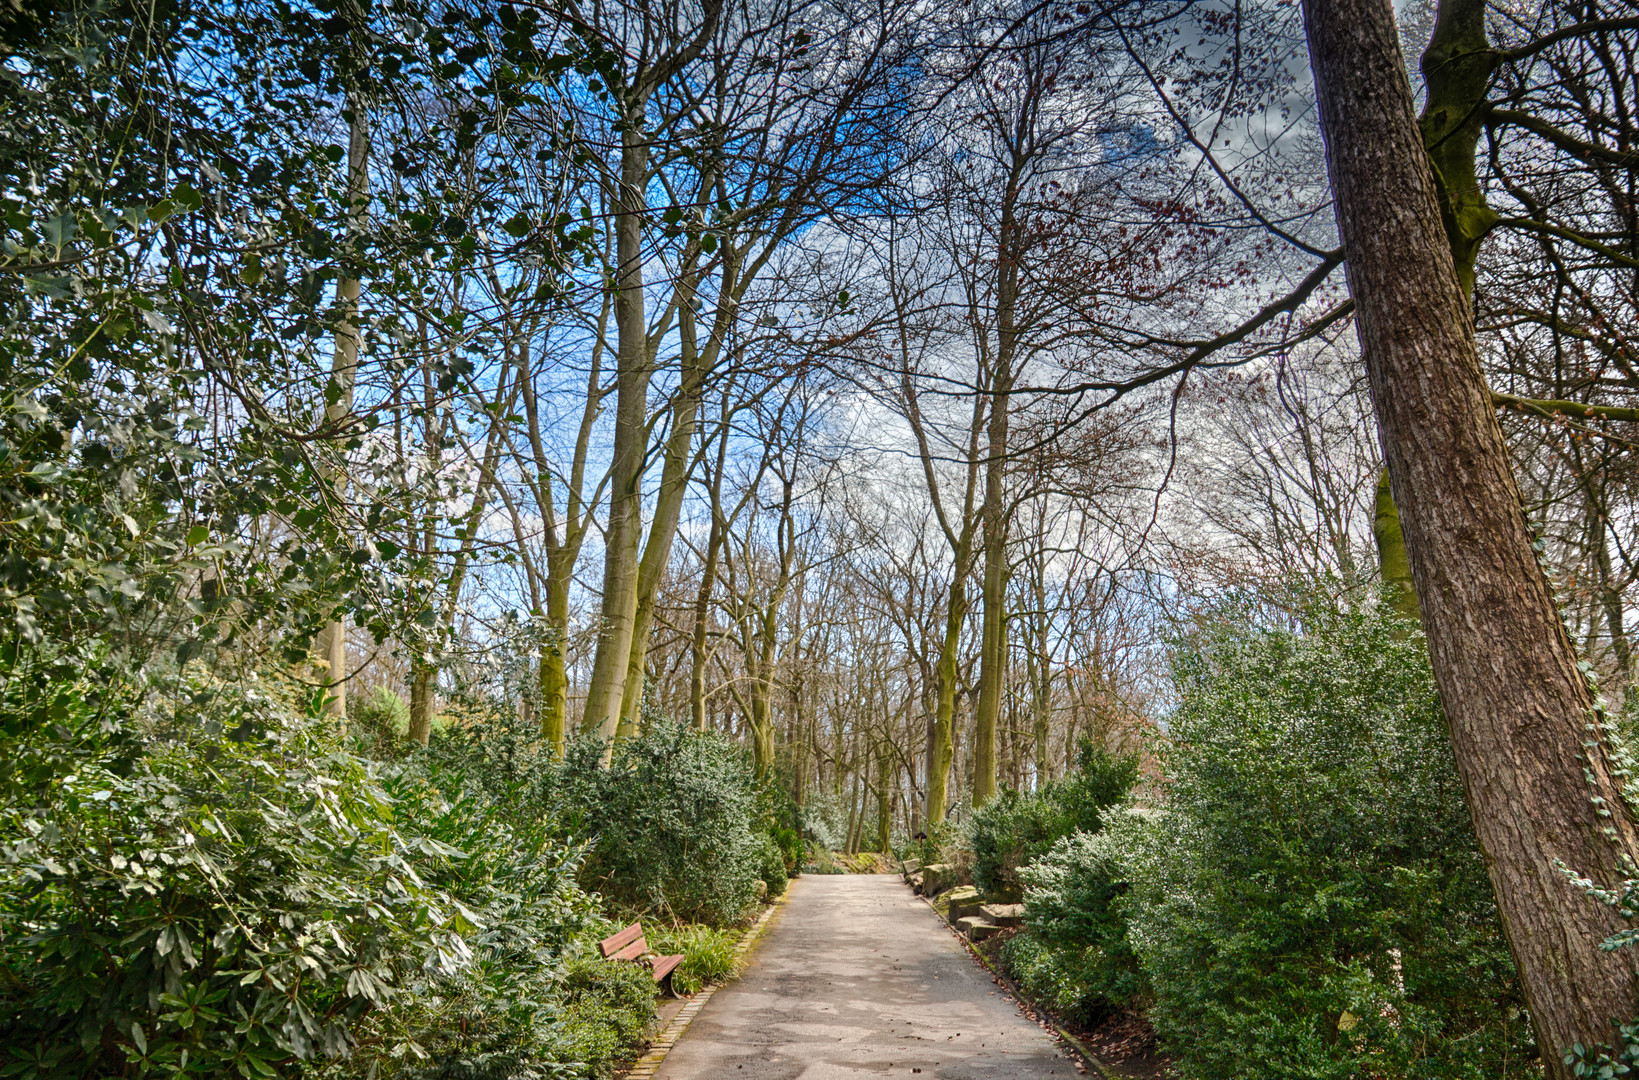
599,920,688,997
611,935,648,962
599,922,644,958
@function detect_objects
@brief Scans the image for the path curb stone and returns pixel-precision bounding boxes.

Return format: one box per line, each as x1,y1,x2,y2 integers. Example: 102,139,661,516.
620,888,788,1080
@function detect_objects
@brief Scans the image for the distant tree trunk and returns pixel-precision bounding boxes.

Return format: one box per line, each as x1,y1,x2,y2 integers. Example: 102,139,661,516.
1303,1,1639,1071
521,305,602,758
875,741,892,853
925,572,966,827
688,478,725,730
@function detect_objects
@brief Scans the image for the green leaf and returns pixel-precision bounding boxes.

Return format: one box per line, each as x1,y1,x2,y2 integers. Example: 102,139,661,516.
186,525,209,546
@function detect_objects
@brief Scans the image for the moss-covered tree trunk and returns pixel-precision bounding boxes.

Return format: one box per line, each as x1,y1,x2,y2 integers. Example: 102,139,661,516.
1303,1,1639,1070
1372,470,1420,626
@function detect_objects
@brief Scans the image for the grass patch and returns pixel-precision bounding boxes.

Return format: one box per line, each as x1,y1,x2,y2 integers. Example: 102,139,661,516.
648,924,742,996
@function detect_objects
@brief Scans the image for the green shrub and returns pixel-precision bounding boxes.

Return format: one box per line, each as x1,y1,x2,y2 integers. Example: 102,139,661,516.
1005,825,1147,1023
0,674,477,1078
0,668,647,1080
539,956,657,1078
754,832,790,897
349,685,410,757
770,826,803,876
1126,600,1531,1080
968,742,1137,900
647,925,740,997
357,763,625,1080
554,724,763,927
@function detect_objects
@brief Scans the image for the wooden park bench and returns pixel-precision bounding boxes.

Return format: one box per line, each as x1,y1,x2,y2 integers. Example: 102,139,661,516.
599,921,686,996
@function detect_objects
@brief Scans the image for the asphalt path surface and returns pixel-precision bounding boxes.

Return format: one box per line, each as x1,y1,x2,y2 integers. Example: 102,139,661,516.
652,874,1080,1080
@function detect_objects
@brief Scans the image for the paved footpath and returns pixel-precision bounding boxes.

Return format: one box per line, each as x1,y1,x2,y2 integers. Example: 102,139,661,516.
652,874,1079,1080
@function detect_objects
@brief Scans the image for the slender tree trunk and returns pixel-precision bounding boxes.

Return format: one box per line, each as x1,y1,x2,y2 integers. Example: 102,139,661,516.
1303,2,1639,1069
925,573,966,827
318,97,369,724
541,558,570,752
688,491,721,734
875,740,892,853
582,119,653,754
1028,647,1051,791
523,305,602,756
973,398,1009,806
973,177,1023,807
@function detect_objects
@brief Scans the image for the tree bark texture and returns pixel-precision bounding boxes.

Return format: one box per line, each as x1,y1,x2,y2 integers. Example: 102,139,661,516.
1303,0,1639,1068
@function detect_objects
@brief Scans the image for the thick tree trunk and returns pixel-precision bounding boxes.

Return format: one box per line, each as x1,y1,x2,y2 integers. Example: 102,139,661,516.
581,120,653,753
1303,1,1639,1070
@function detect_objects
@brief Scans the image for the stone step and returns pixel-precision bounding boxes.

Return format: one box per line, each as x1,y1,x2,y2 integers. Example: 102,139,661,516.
943,886,984,921
978,903,1024,928
920,862,953,895
956,916,1003,941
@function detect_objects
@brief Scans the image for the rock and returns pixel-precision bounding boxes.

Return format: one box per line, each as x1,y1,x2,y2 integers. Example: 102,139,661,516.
943,886,984,921
978,903,1024,928
922,863,963,895
957,916,1003,941
908,872,925,893
901,858,922,876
